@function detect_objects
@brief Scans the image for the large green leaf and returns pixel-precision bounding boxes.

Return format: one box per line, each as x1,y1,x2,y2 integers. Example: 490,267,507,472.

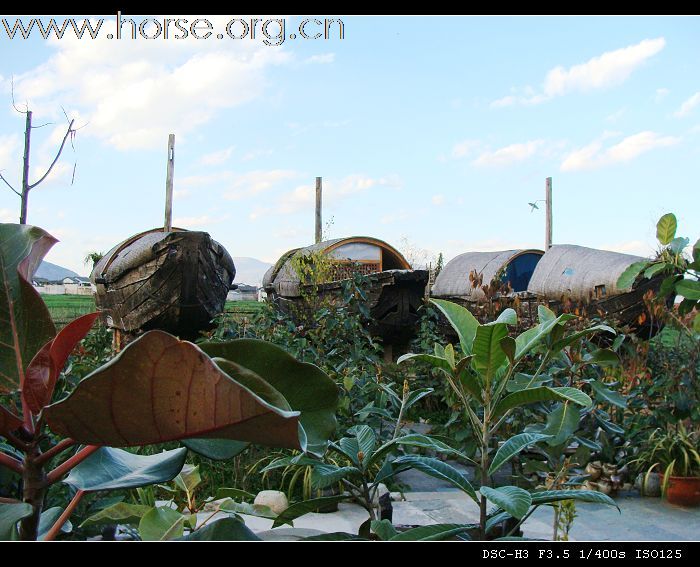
181,439,250,461
0,502,33,541
389,523,472,541
392,456,478,504
198,339,337,456
272,495,351,528
429,299,479,355
514,312,576,361
493,386,592,418
139,507,185,541
473,323,509,387
371,433,474,467
218,500,277,519
80,502,152,527
656,213,677,245
480,486,532,520
63,447,187,492
489,433,552,475
371,519,399,540
0,223,56,395
310,463,360,489
45,331,302,450
354,424,376,466
396,352,450,372
177,517,261,541
676,279,700,300
551,325,615,353
616,261,649,290
591,381,626,409
542,403,581,446
531,489,619,510
38,507,72,540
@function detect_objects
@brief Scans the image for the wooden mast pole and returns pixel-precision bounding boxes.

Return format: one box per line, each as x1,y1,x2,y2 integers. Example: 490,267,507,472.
545,177,552,250
315,176,322,243
164,134,175,232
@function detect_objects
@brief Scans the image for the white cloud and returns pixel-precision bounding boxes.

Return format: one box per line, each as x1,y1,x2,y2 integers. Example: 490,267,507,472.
200,145,235,165
0,208,17,222
223,169,300,200
11,16,292,151
431,194,445,206
675,91,700,118
492,38,666,107
0,134,19,174
473,140,542,167
305,53,335,64
450,139,481,159
655,87,670,102
561,131,679,171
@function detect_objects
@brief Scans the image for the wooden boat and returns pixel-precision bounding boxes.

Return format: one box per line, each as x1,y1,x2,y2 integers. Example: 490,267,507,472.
91,227,235,340
263,237,429,347
431,244,666,337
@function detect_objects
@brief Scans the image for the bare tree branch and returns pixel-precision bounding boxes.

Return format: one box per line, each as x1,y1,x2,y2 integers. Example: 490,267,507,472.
10,76,28,115
0,172,20,196
27,119,75,190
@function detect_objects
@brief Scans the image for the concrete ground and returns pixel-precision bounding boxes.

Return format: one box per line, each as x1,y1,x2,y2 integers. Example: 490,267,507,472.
210,489,699,541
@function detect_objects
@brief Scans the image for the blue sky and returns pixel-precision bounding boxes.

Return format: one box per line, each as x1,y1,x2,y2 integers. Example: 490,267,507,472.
0,15,698,276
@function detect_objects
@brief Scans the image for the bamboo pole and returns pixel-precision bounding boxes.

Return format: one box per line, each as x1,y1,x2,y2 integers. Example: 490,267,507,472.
315,176,322,243
545,177,553,250
164,134,175,232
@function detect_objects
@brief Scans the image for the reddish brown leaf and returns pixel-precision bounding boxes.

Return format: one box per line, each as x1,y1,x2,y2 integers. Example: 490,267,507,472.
24,312,100,414
0,404,23,436
0,224,57,395
44,331,301,450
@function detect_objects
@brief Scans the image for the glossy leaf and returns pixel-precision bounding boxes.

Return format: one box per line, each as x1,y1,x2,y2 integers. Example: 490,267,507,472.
389,523,472,541
139,507,185,541
616,261,649,290
494,308,517,326
581,348,620,367
174,464,201,495
542,403,580,446
45,331,302,450
0,405,22,437
38,507,72,540
591,381,626,409
64,447,187,492
0,502,33,541
489,433,552,475
272,495,351,528
430,299,479,355
531,489,619,510
656,213,677,245
396,352,450,372
480,486,532,520
473,323,509,387
393,455,478,504
0,223,57,394
310,463,360,489
198,339,337,456
177,517,261,541
371,519,398,540
676,279,700,300
371,433,474,466
551,325,615,353
218,499,276,519
493,386,592,418
181,438,250,461
24,312,100,414
80,502,151,527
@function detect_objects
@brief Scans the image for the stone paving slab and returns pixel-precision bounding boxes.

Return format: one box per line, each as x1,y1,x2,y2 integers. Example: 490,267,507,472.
212,491,699,541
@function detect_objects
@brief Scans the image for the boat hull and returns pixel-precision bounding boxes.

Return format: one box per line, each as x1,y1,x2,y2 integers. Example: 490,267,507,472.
92,229,235,340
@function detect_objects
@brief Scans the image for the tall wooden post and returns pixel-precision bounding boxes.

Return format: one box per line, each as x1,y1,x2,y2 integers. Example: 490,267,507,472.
164,134,175,232
315,176,322,244
545,177,553,250
19,111,32,224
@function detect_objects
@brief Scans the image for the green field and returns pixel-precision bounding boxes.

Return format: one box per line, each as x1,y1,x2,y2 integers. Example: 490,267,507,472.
42,294,264,327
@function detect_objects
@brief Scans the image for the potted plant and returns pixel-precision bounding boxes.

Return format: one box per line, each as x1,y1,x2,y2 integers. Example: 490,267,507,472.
635,425,700,506
628,429,668,497
657,425,700,507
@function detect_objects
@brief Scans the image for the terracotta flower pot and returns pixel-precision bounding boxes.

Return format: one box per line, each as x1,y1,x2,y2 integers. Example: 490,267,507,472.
665,476,700,507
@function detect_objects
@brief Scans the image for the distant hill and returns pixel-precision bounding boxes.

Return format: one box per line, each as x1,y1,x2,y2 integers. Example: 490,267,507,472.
35,261,81,282
232,257,272,287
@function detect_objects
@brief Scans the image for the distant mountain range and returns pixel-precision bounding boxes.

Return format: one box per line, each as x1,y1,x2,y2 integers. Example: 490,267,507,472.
232,257,272,287
35,261,80,281
36,257,272,287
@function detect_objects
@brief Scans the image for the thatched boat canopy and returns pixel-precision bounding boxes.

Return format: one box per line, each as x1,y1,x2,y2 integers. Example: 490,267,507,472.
431,249,544,301
527,244,646,302
263,236,411,298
